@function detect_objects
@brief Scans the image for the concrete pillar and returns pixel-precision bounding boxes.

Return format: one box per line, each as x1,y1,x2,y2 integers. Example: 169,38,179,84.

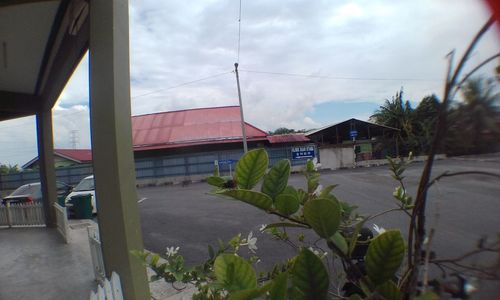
89,0,150,299
36,109,57,227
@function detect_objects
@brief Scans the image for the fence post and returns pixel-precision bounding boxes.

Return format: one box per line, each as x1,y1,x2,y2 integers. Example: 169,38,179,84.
6,202,12,228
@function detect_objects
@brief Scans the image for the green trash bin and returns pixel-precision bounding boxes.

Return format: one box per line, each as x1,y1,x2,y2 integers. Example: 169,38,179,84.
57,195,66,207
71,194,93,219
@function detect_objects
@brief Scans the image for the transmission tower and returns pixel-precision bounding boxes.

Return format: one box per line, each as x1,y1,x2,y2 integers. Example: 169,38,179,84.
70,130,79,149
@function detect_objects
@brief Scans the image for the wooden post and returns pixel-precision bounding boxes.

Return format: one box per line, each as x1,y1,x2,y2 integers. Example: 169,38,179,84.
89,0,150,298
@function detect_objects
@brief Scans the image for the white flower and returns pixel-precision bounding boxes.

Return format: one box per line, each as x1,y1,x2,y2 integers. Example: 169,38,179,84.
308,247,321,256
313,184,323,196
259,224,267,232
312,157,321,170
372,224,386,235
165,246,180,257
246,232,258,253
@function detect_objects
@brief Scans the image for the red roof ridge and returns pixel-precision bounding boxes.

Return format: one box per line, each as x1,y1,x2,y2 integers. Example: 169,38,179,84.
132,105,240,118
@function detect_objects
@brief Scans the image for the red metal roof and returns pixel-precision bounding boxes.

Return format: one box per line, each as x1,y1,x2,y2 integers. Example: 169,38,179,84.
267,134,310,144
54,149,93,162
132,106,268,151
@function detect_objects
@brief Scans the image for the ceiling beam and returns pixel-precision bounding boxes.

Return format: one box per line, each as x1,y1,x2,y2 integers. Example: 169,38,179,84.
0,90,41,112
36,0,89,109
0,0,56,8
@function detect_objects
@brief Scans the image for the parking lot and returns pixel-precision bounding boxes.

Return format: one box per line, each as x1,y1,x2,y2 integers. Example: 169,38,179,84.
137,157,500,297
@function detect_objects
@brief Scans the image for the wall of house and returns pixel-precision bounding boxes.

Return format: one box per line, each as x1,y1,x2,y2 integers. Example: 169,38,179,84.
319,145,355,170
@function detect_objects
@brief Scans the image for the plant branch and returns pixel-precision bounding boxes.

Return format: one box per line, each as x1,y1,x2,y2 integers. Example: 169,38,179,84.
428,171,500,188
365,207,410,222
405,16,495,297
452,52,500,98
268,210,311,228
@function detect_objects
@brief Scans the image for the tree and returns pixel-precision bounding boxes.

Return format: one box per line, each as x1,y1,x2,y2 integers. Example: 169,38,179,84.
446,77,500,155
0,164,20,174
268,128,306,135
413,95,440,154
371,89,417,155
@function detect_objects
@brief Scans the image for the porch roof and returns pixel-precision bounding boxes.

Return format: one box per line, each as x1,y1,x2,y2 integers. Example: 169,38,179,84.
0,0,89,121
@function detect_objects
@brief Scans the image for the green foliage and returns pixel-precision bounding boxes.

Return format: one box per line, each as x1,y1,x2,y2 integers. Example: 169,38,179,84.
235,149,269,189
290,248,329,300
275,193,300,216
214,254,257,293
365,230,405,286
218,189,273,211
374,280,402,300
269,272,288,300
262,160,291,200
304,198,341,239
0,164,20,174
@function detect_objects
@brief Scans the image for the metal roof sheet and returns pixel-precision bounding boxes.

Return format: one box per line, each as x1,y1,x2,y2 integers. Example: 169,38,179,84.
54,149,93,162
267,134,310,144
132,106,268,150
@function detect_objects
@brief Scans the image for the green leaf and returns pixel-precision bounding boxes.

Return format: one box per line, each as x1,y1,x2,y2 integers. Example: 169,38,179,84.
297,188,308,205
348,295,363,300
365,230,405,286
275,193,300,216
261,160,291,199
229,287,267,300
264,222,310,230
328,232,348,255
375,281,402,300
269,272,288,300
290,248,329,300
414,291,440,300
214,254,257,293
207,176,226,187
303,198,341,239
283,185,298,197
319,184,338,198
235,149,269,189
218,189,273,211
348,218,367,256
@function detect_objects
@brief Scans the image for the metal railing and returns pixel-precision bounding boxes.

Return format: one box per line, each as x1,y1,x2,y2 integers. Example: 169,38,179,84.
0,202,45,227
88,224,106,282
54,203,70,243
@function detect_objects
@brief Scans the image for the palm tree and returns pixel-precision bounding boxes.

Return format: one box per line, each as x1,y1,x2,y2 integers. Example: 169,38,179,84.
371,89,416,155
446,78,500,155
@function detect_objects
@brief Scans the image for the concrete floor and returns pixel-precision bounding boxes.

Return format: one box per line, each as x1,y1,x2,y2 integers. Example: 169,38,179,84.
0,225,95,300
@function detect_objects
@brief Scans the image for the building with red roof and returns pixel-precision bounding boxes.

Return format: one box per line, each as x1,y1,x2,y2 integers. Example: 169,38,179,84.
22,106,313,170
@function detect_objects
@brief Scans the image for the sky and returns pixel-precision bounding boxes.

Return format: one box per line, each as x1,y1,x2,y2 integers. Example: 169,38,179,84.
0,0,499,166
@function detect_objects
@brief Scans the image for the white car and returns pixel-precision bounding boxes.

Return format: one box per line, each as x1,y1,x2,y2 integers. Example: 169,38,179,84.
65,175,97,214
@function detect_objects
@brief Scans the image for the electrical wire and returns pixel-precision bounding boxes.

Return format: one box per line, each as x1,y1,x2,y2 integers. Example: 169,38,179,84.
131,71,233,99
239,69,442,82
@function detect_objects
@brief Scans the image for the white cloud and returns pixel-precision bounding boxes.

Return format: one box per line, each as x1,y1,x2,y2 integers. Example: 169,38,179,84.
1,0,499,166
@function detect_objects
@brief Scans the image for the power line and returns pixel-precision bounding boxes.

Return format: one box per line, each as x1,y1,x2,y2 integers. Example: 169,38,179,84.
131,71,233,99
239,69,442,82
237,0,242,63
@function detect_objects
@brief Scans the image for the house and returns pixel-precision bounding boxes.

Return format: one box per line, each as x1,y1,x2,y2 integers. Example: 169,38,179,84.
306,118,399,169
22,149,93,169
19,106,314,183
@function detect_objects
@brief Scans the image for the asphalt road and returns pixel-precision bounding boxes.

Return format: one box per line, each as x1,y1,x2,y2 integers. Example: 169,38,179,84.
138,157,500,298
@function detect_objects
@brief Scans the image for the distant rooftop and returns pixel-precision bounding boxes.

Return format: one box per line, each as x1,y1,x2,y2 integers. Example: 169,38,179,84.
132,106,268,151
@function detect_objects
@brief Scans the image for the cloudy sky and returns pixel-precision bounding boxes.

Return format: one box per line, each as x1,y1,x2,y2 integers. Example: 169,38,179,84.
1,0,499,166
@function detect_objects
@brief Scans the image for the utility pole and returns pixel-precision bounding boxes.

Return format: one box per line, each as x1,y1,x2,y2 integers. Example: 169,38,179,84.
234,62,248,153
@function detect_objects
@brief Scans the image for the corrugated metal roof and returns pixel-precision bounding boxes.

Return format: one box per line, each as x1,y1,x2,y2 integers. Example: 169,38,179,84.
132,106,268,150
54,149,93,162
267,134,310,144
306,118,399,136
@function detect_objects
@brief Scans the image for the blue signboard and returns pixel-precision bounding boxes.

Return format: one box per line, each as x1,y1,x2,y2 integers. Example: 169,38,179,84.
349,130,358,138
291,146,315,160
218,159,236,165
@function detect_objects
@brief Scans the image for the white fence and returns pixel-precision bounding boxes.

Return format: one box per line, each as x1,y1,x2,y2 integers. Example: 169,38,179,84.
90,271,123,300
0,203,45,227
54,203,70,243
88,225,106,282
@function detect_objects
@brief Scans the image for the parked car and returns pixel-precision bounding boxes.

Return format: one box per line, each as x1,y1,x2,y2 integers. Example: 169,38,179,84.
64,175,97,214
2,181,73,205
